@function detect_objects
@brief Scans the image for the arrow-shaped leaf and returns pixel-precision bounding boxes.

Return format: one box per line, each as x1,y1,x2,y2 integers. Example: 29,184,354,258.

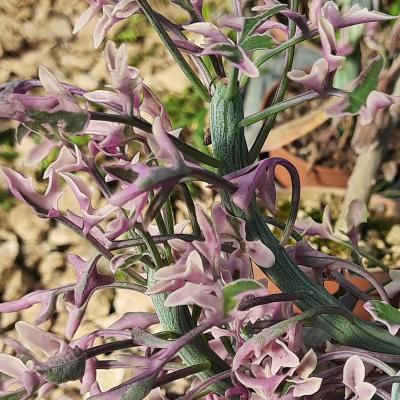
345,55,384,114
364,300,400,336
240,4,286,43
223,279,264,316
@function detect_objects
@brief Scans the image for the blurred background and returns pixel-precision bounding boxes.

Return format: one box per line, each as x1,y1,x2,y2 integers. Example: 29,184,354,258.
0,0,399,398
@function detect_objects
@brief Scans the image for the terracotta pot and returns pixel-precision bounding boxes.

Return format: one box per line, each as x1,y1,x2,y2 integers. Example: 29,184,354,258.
270,147,350,188
253,265,389,320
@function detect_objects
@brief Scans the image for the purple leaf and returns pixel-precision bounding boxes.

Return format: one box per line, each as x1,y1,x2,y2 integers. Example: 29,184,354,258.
148,117,184,166
322,1,396,29
15,322,68,358
342,355,376,400
345,199,367,246
358,91,400,125
109,164,190,207
43,145,87,179
69,254,113,308
60,172,116,234
318,17,345,72
38,65,81,113
295,205,336,241
288,58,329,93
25,139,59,167
183,22,228,44
0,354,42,398
0,285,73,325
107,312,159,330
202,43,259,78
0,167,63,218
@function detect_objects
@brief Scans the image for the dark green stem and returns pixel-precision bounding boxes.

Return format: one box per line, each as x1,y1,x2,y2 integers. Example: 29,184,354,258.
210,81,400,355
137,0,211,103
225,67,239,100
240,91,319,128
248,0,299,163
89,111,225,169
179,183,201,236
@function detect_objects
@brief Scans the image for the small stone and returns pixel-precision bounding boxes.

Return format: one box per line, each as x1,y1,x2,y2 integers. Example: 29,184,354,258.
0,230,19,278
68,243,96,260
38,252,66,286
96,368,127,393
22,242,52,269
48,223,82,247
387,225,400,246
8,204,49,242
85,288,113,320
113,289,154,315
390,245,400,259
0,312,19,330
2,269,33,302
45,17,72,40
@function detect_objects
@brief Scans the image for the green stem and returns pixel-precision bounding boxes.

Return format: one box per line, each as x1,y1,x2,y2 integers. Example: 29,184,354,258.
134,223,164,269
89,112,225,168
163,196,175,235
240,91,319,127
248,0,299,163
148,269,231,394
225,67,239,100
179,183,201,236
210,81,400,355
155,209,174,265
137,0,211,103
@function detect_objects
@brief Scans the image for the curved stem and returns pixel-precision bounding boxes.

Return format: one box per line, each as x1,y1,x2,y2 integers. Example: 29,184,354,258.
375,376,400,389
182,370,232,400
248,0,299,163
179,183,201,236
211,80,400,355
154,9,212,86
57,215,114,261
134,223,164,269
318,351,396,376
190,168,237,193
109,233,235,253
89,111,225,168
264,216,303,242
137,0,211,103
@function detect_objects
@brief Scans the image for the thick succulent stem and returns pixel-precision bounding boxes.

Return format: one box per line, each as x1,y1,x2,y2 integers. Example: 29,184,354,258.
148,271,231,393
210,80,400,355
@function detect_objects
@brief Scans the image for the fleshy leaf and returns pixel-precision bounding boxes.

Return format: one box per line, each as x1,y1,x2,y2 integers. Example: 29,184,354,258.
223,279,264,316
345,55,384,114
240,4,286,42
240,33,275,51
121,377,156,400
131,328,170,348
364,300,400,336
36,347,86,383
26,110,88,135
